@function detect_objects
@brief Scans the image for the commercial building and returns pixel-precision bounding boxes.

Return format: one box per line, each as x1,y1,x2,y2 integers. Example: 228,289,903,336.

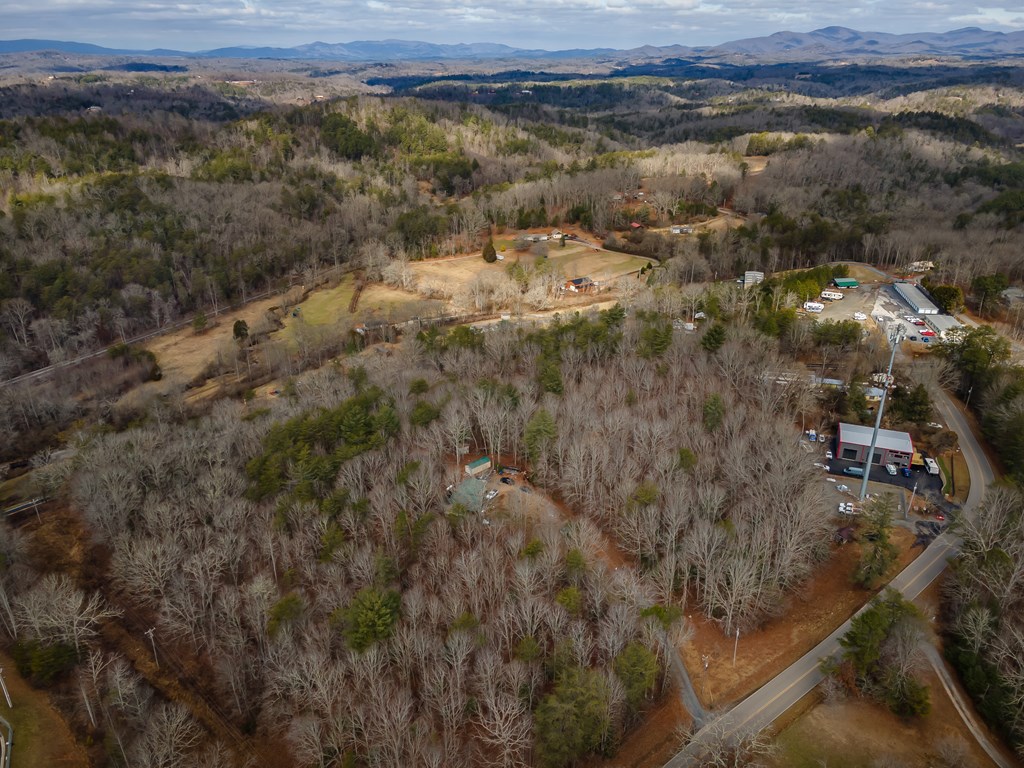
926,314,964,340
894,282,939,315
836,422,914,468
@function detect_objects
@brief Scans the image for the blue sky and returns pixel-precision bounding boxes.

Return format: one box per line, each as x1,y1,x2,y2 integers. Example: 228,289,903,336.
2,1,1022,51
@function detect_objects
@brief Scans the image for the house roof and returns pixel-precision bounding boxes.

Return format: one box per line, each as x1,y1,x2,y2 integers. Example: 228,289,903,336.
569,277,593,286
466,456,491,469
837,422,914,454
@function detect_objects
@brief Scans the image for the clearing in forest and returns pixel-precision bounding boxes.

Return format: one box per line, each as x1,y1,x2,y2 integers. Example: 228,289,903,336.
276,278,446,346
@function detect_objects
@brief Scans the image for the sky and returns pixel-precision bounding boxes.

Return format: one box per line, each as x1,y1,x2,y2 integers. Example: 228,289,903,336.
2,0,1023,51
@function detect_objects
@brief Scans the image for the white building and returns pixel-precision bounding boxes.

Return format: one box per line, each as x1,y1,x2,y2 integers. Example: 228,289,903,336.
743,271,765,287
926,314,964,340
894,282,939,315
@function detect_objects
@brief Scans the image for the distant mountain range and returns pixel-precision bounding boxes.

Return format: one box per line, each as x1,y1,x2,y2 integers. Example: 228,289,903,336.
2,26,1024,63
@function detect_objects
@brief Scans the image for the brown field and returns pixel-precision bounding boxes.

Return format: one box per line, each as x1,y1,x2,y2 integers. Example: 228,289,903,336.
141,295,284,393
0,649,88,768
411,242,652,293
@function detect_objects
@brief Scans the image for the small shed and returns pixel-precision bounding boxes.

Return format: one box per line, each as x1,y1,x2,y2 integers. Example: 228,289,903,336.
834,278,859,289
465,456,492,477
565,277,594,293
835,526,856,544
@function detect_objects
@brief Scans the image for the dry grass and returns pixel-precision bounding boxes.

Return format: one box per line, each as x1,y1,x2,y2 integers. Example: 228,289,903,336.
0,650,88,768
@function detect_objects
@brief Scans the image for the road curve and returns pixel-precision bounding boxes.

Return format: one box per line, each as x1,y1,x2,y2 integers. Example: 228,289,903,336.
664,386,994,766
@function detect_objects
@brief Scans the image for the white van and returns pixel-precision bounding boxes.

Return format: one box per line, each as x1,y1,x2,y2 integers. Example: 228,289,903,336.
803,301,825,313
924,457,940,476
821,290,845,301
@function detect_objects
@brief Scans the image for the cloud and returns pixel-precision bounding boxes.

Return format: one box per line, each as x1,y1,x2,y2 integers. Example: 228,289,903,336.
1,0,1022,50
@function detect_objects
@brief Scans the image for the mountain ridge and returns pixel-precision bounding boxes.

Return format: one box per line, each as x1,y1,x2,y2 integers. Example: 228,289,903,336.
2,26,1024,62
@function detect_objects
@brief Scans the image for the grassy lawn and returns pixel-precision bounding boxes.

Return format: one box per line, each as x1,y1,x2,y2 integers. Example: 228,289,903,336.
277,277,356,345
937,451,970,504
292,277,356,326
773,728,863,768
276,278,444,348
0,474,35,507
0,650,87,768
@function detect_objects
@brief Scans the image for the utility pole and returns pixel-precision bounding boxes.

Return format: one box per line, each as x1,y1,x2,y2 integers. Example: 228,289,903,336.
144,627,158,669
0,669,11,708
701,653,710,701
859,326,904,501
907,481,918,520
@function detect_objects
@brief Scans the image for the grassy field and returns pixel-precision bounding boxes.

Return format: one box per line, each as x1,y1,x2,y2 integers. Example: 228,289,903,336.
0,649,88,768
276,277,445,346
543,246,649,280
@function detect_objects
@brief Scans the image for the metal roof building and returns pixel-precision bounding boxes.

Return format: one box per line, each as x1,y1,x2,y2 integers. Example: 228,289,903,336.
926,314,964,340
465,456,492,476
834,278,859,289
836,422,914,467
893,282,939,315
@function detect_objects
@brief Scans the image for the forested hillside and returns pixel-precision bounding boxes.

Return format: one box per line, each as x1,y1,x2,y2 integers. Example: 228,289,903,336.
1,57,1024,767
8,310,826,766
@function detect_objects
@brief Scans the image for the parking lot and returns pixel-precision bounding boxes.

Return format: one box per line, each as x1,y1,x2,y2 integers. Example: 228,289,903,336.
870,284,939,347
825,455,944,501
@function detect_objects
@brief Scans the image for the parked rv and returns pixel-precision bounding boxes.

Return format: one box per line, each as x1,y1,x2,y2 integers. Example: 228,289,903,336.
924,458,940,476
821,290,844,301
803,301,825,313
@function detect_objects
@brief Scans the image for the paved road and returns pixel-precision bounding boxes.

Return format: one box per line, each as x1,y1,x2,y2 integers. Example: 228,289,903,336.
664,385,995,766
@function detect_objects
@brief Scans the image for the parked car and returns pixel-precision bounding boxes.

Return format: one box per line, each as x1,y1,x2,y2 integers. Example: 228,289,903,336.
908,335,918,341
853,312,867,321
843,466,865,477
485,490,499,501
922,337,931,344
901,467,912,478
935,512,946,521
825,450,833,460
886,464,898,476
500,477,514,485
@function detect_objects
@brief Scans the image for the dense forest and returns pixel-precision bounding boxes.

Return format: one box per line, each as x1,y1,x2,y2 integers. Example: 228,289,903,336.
1,55,1024,767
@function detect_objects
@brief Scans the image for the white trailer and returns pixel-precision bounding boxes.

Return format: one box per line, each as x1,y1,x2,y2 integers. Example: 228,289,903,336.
821,290,844,301
803,301,825,313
